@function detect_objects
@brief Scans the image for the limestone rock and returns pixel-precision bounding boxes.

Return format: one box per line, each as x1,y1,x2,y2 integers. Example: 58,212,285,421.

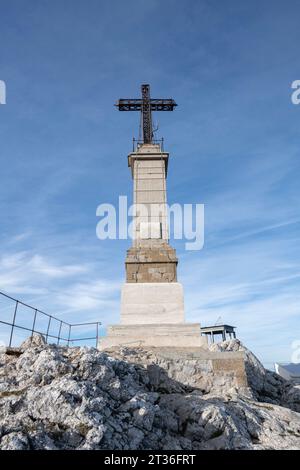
20,333,47,352
0,336,300,450
210,339,300,412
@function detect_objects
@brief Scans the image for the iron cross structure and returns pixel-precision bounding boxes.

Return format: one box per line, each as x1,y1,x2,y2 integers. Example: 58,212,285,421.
115,84,177,144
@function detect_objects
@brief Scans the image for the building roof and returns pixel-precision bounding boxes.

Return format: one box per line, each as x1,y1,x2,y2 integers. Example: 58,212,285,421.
201,325,236,333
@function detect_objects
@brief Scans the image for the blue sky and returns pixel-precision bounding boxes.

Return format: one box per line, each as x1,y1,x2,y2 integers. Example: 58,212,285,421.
0,0,300,365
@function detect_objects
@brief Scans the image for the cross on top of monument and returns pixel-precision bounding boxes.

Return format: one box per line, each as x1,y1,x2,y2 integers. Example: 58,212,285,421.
115,84,177,144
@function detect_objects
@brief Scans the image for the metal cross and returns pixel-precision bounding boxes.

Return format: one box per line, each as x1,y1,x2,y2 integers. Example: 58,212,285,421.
115,84,177,144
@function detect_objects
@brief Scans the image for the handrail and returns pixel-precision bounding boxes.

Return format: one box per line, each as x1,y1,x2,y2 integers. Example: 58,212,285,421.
0,290,101,348
132,137,164,152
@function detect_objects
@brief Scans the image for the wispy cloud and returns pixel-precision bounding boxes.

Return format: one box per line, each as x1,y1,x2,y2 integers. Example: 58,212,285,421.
0,251,120,321
56,279,120,314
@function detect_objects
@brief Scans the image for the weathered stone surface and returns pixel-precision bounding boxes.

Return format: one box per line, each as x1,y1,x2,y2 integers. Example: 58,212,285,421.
1,335,300,450
99,323,206,350
210,339,300,412
125,245,177,283
128,145,169,246
107,346,248,394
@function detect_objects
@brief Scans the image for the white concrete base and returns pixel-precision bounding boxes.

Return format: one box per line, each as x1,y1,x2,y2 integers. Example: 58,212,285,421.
121,282,184,324
99,323,208,350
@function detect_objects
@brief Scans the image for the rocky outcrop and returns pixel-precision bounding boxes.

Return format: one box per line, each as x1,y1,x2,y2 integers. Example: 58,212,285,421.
106,345,249,396
0,335,300,450
210,339,300,413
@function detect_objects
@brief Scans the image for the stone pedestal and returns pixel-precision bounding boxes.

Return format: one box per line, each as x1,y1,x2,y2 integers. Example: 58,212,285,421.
99,282,207,350
121,282,184,324
99,323,207,349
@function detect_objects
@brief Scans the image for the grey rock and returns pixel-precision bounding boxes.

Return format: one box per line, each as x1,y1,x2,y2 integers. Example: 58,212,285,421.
0,431,30,450
0,335,300,450
210,339,300,412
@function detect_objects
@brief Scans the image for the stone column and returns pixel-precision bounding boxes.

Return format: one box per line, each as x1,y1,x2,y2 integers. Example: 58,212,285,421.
125,143,178,284
122,144,183,325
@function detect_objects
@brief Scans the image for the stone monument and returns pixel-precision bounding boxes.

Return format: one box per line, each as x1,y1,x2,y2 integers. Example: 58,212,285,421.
99,84,206,349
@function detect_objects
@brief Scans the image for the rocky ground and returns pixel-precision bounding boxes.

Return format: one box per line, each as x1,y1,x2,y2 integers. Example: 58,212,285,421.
0,334,300,450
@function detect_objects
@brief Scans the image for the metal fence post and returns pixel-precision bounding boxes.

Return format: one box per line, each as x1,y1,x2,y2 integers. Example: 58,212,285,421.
57,321,63,345
96,323,99,348
67,324,71,347
8,301,19,348
46,316,52,344
30,309,38,343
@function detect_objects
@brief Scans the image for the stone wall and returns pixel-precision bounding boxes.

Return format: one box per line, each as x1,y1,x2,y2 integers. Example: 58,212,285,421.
105,346,249,394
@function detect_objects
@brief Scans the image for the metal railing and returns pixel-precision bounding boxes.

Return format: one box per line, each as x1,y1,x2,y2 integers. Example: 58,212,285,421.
132,137,164,152
0,290,101,348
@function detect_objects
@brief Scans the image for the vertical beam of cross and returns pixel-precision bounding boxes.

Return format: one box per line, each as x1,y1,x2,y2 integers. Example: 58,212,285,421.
141,84,152,144
115,84,177,145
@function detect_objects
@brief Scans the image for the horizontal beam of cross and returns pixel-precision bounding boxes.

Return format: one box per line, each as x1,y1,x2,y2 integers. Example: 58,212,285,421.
115,99,177,112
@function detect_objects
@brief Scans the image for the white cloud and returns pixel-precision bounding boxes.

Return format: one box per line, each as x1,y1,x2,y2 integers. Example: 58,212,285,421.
56,279,120,313
0,249,121,333
28,254,88,278
0,252,88,289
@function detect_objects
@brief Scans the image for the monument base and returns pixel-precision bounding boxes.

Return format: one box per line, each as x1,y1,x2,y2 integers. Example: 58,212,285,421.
98,323,208,350
120,282,185,324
